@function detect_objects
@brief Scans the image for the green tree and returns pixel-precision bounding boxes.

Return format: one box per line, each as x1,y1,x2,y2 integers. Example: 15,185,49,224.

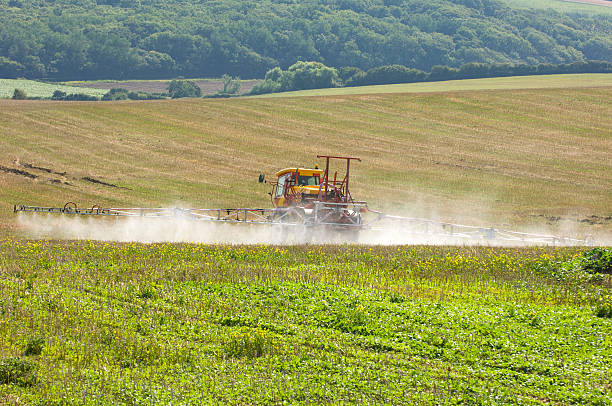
101,88,130,101
264,67,282,82
429,65,459,81
142,32,211,75
582,38,612,61
0,0,610,80
167,80,202,98
285,61,340,90
0,57,24,78
358,65,427,85
338,66,364,83
12,88,27,100
51,90,66,100
249,79,281,95
250,62,339,94
220,74,241,94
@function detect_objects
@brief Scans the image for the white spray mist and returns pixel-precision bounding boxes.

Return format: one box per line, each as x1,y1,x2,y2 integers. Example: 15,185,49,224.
17,211,606,246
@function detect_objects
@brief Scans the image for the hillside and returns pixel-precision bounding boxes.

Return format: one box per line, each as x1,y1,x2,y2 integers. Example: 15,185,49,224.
1,78,611,240
0,0,610,80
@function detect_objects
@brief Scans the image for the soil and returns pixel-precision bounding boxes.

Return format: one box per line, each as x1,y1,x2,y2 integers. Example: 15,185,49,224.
82,176,121,188
0,165,37,179
75,79,261,95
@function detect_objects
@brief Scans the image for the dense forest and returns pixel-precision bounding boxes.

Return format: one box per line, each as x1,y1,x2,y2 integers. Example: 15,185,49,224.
0,0,611,80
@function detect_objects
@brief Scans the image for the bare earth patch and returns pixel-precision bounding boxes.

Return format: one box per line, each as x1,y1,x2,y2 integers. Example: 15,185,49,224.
75,79,261,95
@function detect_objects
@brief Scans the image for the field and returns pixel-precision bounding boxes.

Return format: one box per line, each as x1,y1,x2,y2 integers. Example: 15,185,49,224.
0,79,260,99
1,74,611,404
0,74,611,240
62,75,612,99
0,241,610,404
67,79,260,96
0,80,107,99
256,74,612,98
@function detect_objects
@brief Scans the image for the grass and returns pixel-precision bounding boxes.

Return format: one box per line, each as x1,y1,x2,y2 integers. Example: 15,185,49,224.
0,79,107,99
0,241,610,404
0,74,610,239
254,74,612,98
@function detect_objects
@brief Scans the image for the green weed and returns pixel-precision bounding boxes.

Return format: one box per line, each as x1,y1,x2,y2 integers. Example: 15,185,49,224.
595,303,612,318
24,335,44,356
223,327,276,358
0,357,37,387
581,248,612,275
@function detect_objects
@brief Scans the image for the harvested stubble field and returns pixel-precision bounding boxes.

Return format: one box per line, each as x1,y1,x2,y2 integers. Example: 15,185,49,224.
0,75,611,240
0,241,610,404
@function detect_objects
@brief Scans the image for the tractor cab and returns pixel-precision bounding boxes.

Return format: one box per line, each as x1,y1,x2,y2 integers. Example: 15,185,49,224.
263,155,362,210
273,167,324,208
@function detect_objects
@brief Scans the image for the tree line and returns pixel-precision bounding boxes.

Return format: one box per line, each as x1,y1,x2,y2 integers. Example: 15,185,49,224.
11,60,610,100
251,60,612,94
0,0,610,81
10,79,239,100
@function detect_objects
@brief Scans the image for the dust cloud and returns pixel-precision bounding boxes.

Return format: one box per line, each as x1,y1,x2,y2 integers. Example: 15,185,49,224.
17,211,603,246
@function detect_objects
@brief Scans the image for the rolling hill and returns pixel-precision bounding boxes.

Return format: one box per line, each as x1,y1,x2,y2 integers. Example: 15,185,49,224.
1,75,610,240
0,0,610,80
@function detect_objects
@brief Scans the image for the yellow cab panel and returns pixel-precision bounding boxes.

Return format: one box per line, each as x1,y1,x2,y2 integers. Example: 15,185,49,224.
273,168,324,208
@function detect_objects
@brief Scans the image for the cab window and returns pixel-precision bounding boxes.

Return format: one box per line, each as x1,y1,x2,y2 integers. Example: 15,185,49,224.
297,175,319,186
275,174,287,198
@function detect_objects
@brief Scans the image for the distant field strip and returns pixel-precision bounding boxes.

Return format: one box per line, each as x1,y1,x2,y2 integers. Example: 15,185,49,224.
0,82,610,238
255,74,612,98
0,79,107,99
565,0,612,7
500,0,612,12
63,78,260,95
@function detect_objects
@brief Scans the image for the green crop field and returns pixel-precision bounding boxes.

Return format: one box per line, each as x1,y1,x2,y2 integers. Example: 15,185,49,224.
0,80,107,99
0,241,610,404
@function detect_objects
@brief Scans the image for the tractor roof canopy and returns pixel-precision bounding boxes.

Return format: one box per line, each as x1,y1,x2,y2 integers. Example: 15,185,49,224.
275,168,324,177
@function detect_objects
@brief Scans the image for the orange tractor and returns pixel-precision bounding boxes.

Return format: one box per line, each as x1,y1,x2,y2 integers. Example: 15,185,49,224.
260,155,366,228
